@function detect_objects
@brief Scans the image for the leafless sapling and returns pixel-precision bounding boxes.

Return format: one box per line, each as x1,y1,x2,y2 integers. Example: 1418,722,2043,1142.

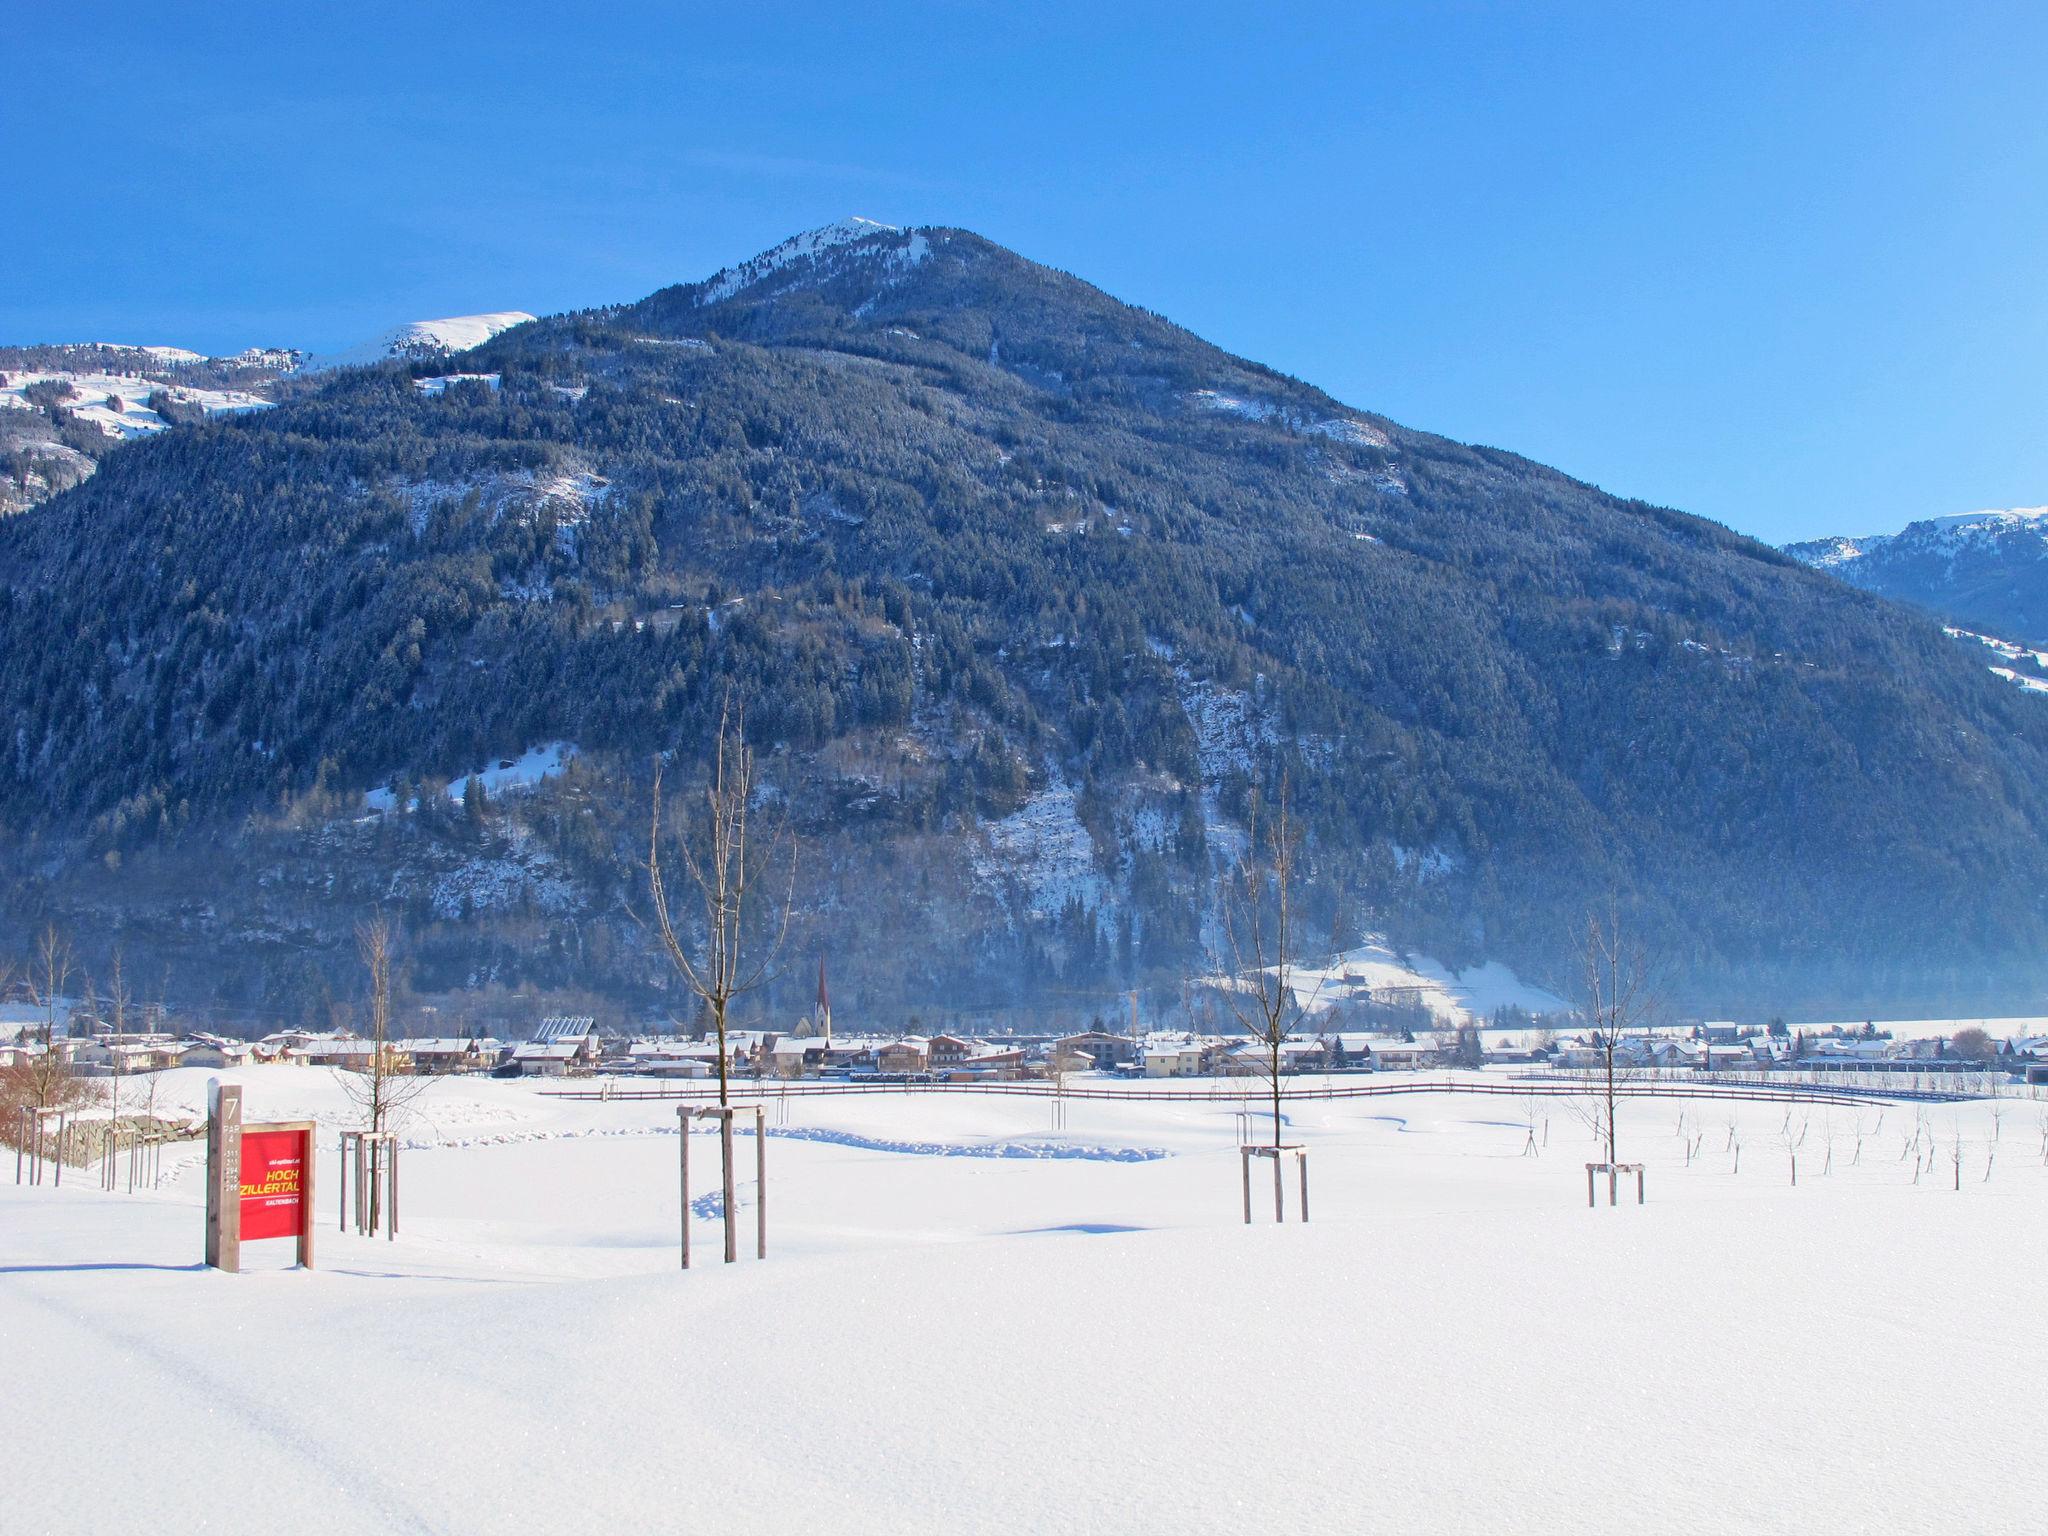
1212,776,1317,1154
337,915,429,1227
644,701,798,1111
1567,908,1656,1172
644,702,798,1264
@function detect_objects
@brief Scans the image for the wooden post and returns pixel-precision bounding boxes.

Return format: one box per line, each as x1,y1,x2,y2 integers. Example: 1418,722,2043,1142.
754,1105,767,1261
205,1081,243,1273
1272,1148,1284,1222
1586,1163,1596,1208
1636,1166,1645,1205
1298,1150,1310,1223
52,1113,66,1188
387,1140,398,1240
298,1127,317,1270
1608,1164,1618,1207
1241,1147,1252,1224
678,1107,690,1270
720,1107,738,1265
337,1132,348,1232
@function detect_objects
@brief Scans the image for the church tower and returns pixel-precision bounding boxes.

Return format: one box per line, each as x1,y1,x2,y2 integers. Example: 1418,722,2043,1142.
816,954,832,1045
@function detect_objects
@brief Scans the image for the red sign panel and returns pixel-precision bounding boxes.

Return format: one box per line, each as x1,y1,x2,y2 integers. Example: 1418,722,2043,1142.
239,1128,309,1241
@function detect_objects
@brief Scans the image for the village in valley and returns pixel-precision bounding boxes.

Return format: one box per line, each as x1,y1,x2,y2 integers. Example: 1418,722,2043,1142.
9,951,2045,1097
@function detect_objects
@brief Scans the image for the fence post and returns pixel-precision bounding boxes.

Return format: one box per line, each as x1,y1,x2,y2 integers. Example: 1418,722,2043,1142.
755,1104,767,1261
1241,1147,1252,1224
678,1106,691,1271
1298,1151,1310,1223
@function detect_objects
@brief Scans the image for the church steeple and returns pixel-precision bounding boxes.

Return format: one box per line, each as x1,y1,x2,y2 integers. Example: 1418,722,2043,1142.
817,954,831,1045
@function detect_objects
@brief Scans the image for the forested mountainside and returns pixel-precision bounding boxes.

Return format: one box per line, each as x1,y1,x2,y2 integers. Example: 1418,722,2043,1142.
5,220,2048,1025
1787,508,2048,649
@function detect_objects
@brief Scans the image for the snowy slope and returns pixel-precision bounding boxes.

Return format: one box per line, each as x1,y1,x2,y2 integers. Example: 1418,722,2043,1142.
302,311,536,372
0,369,273,441
1945,625,2048,696
1288,934,1569,1023
692,216,930,307
6,1070,2046,1534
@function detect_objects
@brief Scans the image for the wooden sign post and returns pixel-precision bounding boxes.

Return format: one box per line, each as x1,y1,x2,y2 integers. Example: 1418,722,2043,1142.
205,1080,316,1272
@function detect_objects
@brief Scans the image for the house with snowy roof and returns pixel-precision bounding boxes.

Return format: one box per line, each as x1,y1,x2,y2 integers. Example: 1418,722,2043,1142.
1362,1037,1436,1070
400,1037,498,1075
1055,1030,1137,1070
876,1037,931,1073
1143,1038,1209,1077
179,1035,256,1069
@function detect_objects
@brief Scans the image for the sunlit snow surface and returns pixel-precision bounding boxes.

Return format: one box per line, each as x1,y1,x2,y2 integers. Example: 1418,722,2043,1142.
0,370,274,439
7,1064,2045,1533
303,312,535,372
1945,626,2048,696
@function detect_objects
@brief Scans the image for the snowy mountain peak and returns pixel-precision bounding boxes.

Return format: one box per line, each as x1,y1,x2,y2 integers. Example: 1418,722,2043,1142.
304,312,536,373
692,217,923,306
1922,505,2048,535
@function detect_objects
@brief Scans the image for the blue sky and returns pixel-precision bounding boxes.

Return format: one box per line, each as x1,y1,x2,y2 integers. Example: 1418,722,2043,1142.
6,2,2045,544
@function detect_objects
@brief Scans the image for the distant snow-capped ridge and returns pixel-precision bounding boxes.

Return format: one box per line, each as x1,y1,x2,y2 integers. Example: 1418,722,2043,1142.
692,217,929,307
1785,504,2048,649
1787,506,2048,569
303,312,537,373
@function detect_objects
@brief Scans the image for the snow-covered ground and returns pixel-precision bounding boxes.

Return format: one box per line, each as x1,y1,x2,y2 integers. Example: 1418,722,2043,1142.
0,369,274,439
6,1065,2044,1533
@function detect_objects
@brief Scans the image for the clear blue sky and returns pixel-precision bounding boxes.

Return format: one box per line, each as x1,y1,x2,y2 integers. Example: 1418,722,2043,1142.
6,2,2045,544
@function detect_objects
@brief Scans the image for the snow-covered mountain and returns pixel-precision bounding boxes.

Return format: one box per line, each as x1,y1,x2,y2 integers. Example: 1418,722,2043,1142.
1786,506,2048,645
301,311,537,372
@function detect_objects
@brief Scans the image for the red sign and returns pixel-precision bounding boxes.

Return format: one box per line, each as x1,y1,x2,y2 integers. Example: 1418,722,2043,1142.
239,1128,309,1241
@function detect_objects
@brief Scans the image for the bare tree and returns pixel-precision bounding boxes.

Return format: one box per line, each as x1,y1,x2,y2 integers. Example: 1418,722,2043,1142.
21,927,89,1114
337,915,429,1135
644,701,797,1110
1045,1040,1087,1132
1,931,102,1164
1779,1111,1808,1185
1212,777,1317,1153
1568,908,1656,1170
98,949,132,1126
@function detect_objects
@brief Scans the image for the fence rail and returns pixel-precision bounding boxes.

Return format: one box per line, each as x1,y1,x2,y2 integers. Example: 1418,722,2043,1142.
542,1075,1924,1109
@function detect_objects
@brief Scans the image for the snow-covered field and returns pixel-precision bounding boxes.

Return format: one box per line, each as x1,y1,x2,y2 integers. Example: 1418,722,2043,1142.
6,1065,2045,1533
0,369,274,439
